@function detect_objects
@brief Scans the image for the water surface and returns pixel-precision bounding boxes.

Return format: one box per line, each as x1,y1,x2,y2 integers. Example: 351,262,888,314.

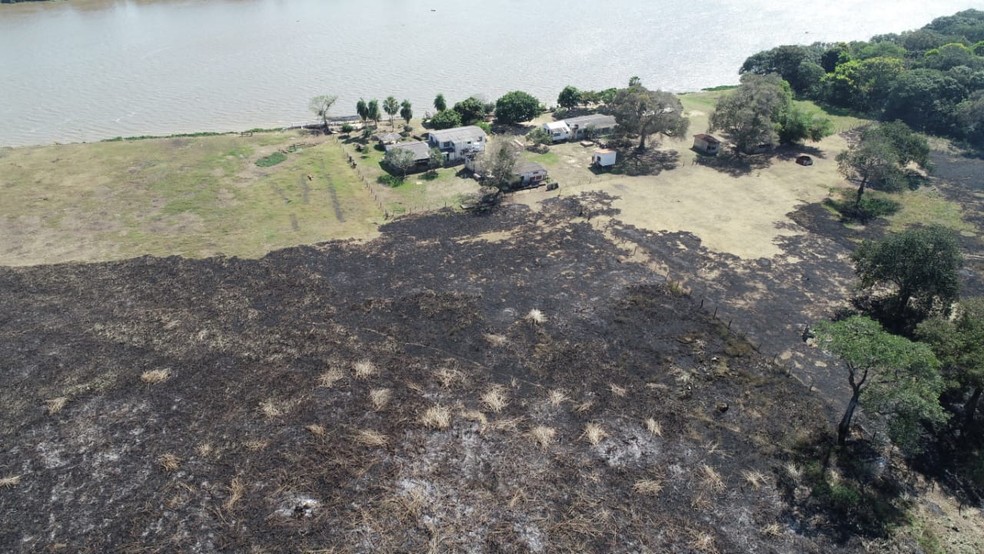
1,0,981,146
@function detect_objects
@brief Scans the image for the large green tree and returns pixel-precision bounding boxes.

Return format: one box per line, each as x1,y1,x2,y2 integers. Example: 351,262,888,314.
308,95,338,132
852,225,963,321
709,73,791,154
428,109,462,130
383,147,415,178
837,122,929,207
778,104,834,144
495,91,540,124
557,86,582,110
383,96,400,128
434,93,447,112
739,44,825,94
356,98,369,128
400,99,413,127
813,316,947,451
366,99,381,128
453,97,487,126
883,69,965,135
917,298,984,428
610,80,689,150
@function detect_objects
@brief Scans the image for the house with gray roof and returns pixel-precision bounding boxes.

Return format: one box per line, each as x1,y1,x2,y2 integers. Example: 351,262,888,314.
427,125,487,162
384,141,432,170
542,114,618,142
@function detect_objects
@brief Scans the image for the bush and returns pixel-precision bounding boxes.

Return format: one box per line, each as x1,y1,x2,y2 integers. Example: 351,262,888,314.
255,152,287,167
475,121,492,134
495,90,540,124
377,174,404,187
825,192,901,223
341,123,354,133
428,109,462,130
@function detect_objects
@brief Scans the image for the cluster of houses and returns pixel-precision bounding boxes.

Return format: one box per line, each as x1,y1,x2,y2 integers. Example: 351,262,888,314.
380,112,626,186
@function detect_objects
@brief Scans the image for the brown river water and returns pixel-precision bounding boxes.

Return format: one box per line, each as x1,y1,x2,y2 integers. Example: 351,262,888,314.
1,0,981,146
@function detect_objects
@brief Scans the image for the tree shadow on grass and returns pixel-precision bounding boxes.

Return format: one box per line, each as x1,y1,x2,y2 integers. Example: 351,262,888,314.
608,147,680,176
778,430,914,545
694,152,772,177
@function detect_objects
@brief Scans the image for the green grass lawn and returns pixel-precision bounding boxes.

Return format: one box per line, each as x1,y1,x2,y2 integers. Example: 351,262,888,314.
0,133,381,265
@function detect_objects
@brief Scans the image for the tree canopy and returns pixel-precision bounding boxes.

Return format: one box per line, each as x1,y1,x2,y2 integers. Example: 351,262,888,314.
813,315,946,452
557,86,582,110
917,298,984,427
383,147,415,178
836,121,929,207
428,109,462,130
709,73,790,153
852,224,963,321
383,96,400,128
609,80,689,150
434,93,447,112
399,99,413,127
308,95,338,131
495,91,540,124
453,97,487,126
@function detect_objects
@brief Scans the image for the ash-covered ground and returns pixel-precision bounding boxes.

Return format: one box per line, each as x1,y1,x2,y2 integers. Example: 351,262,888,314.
0,197,862,553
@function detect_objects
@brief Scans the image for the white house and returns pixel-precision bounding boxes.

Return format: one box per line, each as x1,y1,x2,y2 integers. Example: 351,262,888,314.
542,114,618,142
592,149,617,168
427,125,487,162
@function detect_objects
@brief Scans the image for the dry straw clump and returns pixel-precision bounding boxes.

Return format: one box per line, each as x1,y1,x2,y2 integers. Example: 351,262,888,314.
460,409,489,430
0,475,22,488
581,423,608,446
484,333,508,347
525,309,546,325
369,388,392,411
645,418,663,437
353,360,378,380
158,453,181,472
141,368,171,384
259,399,284,418
700,464,725,491
420,405,452,430
353,429,389,447
434,367,465,389
743,470,767,490
481,385,509,413
609,384,627,397
547,389,568,407
317,368,345,388
528,425,557,449
224,477,245,512
45,397,68,415
690,532,717,553
632,479,663,496
306,424,326,437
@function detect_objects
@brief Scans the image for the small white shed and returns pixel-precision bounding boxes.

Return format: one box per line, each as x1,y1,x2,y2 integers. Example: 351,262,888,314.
543,121,571,142
592,149,617,168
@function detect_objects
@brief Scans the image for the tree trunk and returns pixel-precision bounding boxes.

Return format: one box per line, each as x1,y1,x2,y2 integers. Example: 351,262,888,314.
854,177,867,208
965,386,982,429
838,388,862,446
638,133,647,151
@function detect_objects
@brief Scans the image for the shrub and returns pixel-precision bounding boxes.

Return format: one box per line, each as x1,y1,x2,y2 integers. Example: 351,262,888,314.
341,123,354,133
255,152,287,167
825,192,901,223
429,109,462,130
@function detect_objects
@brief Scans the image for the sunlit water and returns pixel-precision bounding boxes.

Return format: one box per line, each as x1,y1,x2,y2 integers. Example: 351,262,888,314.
1,0,982,146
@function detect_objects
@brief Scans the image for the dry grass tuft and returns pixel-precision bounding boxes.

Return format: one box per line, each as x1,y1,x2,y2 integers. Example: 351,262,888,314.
761,522,782,538
140,368,171,384
196,443,214,458
690,532,717,553
353,360,378,380
581,423,608,446
743,469,767,490
525,309,546,325
609,383,627,397
528,425,557,449
259,399,284,418
487,416,524,432
784,462,802,480
645,418,663,437
369,388,392,411
353,429,389,447
481,385,509,413
0,475,22,488
632,479,663,496
460,409,488,430
420,405,452,430
484,333,508,347
244,439,269,451
317,368,345,388
306,424,326,437
547,389,568,407
224,477,245,512
433,367,465,389
158,453,181,472
574,399,595,413
700,464,725,491
45,397,68,415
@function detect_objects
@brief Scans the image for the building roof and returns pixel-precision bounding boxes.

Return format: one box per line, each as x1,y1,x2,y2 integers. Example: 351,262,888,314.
386,141,431,161
594,148,615,155
693,133,721,144
374,132,402,143
544,121,569,131
428,125,487,144
515,161,547,175
563,114,617,128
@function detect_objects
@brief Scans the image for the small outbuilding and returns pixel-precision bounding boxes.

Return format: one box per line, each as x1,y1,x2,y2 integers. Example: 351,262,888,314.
592,149,617,168
692,134,721,156
514,161,548,186
796,155,814,166
373,132,402,145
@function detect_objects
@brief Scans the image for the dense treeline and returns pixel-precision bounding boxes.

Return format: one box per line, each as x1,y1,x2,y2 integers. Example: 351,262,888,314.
741,9,984,148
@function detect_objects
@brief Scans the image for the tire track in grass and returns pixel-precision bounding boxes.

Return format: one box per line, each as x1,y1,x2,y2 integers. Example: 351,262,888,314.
321,159,345,222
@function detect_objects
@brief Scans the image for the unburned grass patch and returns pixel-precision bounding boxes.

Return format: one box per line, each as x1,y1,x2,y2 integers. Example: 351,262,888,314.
255,151,287,167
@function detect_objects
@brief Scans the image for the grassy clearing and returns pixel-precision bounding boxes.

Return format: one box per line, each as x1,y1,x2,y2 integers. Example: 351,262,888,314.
255,151,287,167
0,132,381,265
887,187,976,235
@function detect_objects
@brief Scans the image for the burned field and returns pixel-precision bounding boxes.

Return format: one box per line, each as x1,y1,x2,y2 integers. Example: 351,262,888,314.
0,198,886,552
